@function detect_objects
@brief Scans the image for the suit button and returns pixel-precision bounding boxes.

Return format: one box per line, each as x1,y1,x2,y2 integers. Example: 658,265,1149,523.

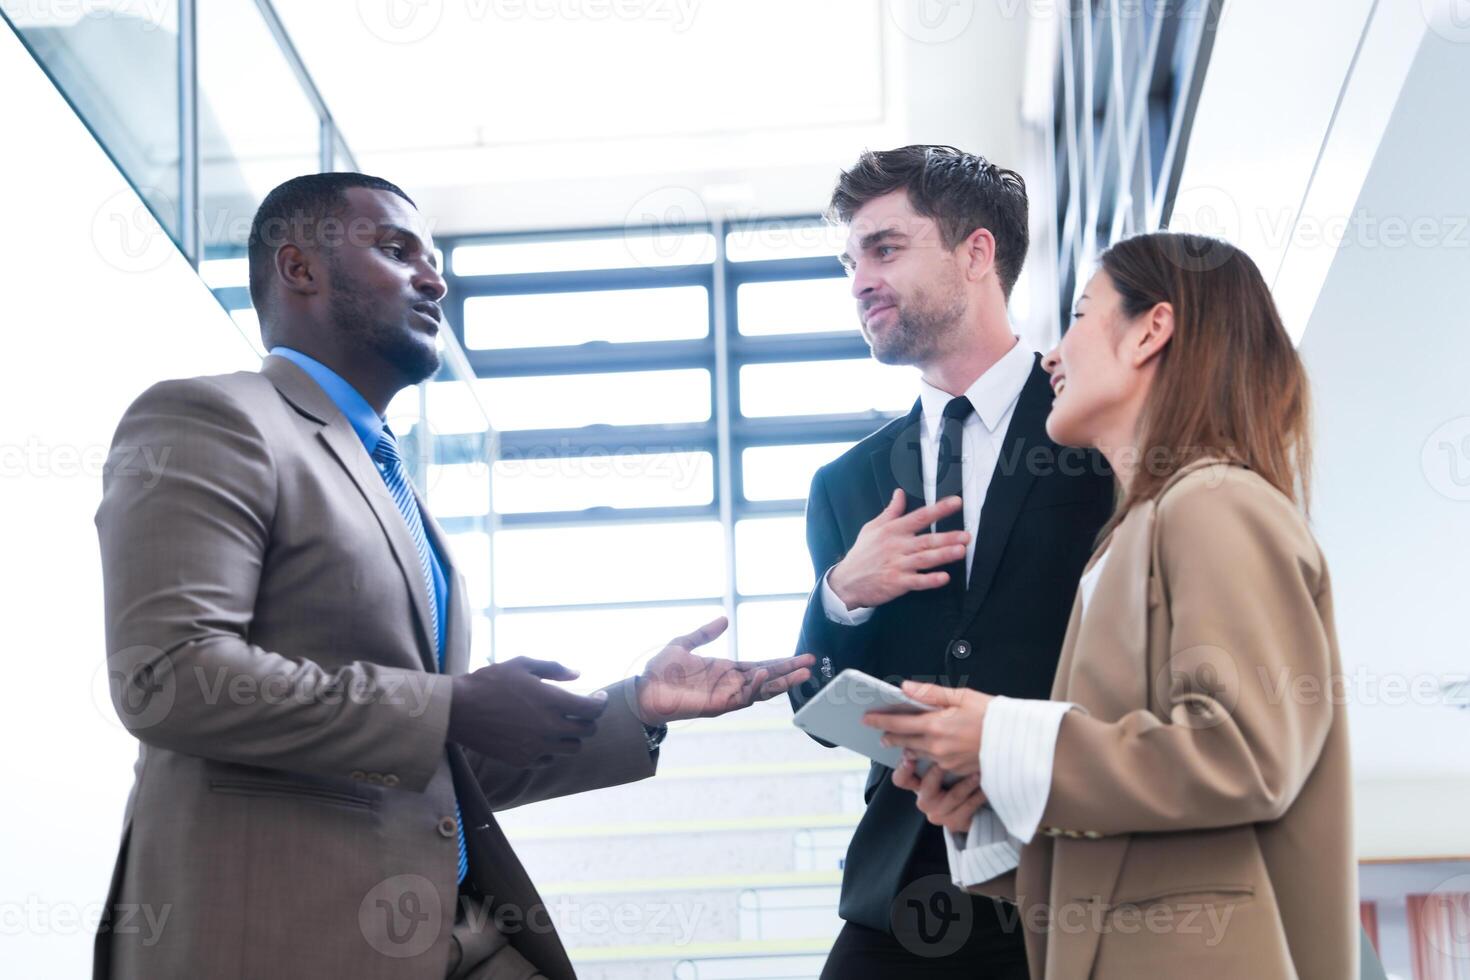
366,772,383,785
350,770,366,781
1064,829,1082,839
1083,830,1102,839
947,639,972,660
438,816,458,838
383,774,400,788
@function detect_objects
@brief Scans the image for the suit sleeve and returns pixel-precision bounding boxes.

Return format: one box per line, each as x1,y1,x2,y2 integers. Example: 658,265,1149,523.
1038,475,1335,837
466,677,657,810
787,465,879,739
95,378,453,792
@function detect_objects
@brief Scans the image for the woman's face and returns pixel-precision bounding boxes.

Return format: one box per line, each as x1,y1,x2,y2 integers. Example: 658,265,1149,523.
1042,269,1152,452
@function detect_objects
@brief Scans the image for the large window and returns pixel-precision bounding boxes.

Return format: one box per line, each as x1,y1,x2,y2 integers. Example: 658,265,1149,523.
1051,0,1222,325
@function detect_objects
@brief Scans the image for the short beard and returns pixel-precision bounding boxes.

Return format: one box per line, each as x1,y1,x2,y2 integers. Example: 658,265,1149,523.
327,255,441,386
869,280,967,367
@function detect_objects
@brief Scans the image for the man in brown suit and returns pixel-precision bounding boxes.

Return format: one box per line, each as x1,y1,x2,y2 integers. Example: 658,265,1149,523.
93,172,812,979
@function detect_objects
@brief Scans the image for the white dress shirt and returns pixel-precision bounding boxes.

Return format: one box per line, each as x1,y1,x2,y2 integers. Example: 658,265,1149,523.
944,549,1110,889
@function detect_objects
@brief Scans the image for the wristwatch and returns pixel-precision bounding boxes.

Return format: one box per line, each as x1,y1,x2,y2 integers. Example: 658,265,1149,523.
643,723,668,754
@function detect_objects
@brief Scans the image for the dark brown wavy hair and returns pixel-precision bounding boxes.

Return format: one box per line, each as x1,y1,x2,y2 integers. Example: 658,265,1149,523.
1094,232,1312,541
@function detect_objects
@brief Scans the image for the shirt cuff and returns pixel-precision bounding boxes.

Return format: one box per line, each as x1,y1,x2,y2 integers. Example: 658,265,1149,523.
979,696,1076,844
943,805,1022,889
819,566,874,626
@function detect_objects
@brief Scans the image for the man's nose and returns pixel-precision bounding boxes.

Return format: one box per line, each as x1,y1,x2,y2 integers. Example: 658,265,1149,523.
850,263,879,299
415,262,447,303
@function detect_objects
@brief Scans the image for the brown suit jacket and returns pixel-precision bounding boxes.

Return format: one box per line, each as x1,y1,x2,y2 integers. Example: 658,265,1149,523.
93,355,655,979
961,459,1357,979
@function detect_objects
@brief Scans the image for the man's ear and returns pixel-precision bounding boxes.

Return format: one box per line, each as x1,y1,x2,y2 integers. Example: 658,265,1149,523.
275,243,320,299
962,227,997,284
1131,302,1174,367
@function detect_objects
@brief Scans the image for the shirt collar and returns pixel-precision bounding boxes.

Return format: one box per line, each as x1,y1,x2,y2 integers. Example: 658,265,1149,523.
917,336,1036,442
270,347,385,453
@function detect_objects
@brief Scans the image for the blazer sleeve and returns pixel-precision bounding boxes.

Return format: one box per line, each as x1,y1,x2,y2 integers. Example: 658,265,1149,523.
787,464,879,736
95,378,453,792
1038,473,1336,837
467,677,657,810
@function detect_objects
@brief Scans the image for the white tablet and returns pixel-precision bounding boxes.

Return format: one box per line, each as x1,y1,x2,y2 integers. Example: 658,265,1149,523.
792,668,950,780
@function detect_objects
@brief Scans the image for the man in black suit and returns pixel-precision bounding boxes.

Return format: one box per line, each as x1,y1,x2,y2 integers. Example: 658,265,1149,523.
789,146,1113,978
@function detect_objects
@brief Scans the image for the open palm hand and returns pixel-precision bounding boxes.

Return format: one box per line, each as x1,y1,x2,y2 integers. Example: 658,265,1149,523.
635,617,815,726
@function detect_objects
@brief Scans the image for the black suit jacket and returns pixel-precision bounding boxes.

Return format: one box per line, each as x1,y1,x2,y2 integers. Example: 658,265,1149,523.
788,355,1114,935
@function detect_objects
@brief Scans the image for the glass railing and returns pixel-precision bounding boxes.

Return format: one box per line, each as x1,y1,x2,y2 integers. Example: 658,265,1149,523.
0,0,497,647
3,0,186,240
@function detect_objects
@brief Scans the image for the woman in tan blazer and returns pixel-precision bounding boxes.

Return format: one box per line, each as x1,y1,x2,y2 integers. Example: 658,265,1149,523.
865,231,1357,979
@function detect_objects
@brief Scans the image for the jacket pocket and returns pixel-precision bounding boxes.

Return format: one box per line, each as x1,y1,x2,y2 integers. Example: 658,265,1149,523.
208,777,377,812
1109,883,1255,909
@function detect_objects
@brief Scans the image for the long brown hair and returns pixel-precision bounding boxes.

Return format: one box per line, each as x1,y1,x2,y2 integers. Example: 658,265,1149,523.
1094,232,1313,542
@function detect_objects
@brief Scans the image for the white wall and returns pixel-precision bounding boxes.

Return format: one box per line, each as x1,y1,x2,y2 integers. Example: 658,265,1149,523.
1298,19,1470,855
0,24,259,978
1171,0,1470,859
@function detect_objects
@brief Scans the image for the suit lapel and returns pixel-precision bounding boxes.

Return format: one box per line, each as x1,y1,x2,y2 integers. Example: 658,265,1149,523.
955,357,1052,630
263,356,439,674
420,504,471,677
869,398,926,515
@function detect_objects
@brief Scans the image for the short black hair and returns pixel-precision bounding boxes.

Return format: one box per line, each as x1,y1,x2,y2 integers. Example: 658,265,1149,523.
828,145,1029,297
246,172,416,313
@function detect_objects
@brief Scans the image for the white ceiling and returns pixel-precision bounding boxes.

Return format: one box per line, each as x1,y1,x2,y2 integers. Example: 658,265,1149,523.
273,0,1036,233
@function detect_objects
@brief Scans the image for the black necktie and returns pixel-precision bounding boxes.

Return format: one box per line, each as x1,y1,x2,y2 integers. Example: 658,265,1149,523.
934,396,973,595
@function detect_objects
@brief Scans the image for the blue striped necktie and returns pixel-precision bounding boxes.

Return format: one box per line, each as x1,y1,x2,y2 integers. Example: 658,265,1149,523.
372,426,468,885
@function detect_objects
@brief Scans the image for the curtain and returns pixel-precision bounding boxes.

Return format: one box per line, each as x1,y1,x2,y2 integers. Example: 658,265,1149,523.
1362,901,1379,954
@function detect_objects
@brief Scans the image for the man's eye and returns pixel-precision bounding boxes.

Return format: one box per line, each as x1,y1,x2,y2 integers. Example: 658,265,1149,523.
878,246,897,258
382,243,404,259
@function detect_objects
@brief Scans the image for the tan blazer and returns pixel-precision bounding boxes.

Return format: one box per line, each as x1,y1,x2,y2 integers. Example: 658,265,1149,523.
962,459,1357,979
93,355,656,979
